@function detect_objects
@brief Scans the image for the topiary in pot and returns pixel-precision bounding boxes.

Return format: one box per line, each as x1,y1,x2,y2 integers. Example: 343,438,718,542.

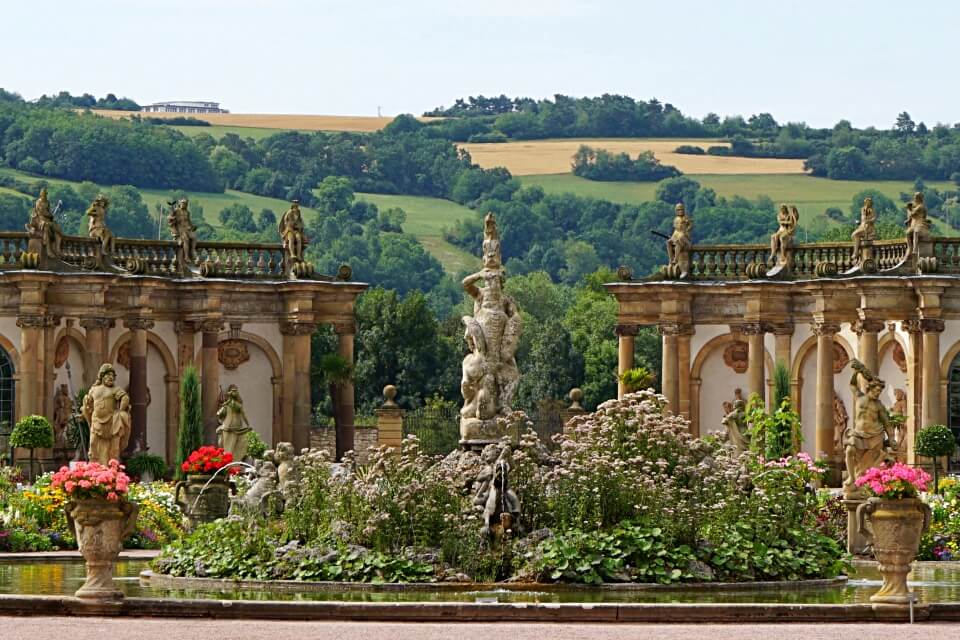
915,424,957,494
10,415,54,481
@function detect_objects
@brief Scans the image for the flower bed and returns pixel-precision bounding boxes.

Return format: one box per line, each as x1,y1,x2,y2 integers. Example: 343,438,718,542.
155,390,848,584
921,477,960,561
0,464,184,551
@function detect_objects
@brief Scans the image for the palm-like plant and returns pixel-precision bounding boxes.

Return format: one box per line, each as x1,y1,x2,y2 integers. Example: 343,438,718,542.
319,353,353,461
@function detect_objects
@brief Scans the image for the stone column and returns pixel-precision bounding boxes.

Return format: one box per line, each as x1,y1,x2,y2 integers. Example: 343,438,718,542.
659,323,680,415
80,318,114,389
164,374,179,463
16,315,47,418
813,321,840,459
903,320,923,464
677,325,694,419
42,318,58,419
743,322,766,405
772,323,794,371
854,318,884,375
615,324,637,399
199,319,223,445
335,321,356,460
124,317,154,455
376,385,403,451
281,320,316,453
921,318,945,429
271,375,283,445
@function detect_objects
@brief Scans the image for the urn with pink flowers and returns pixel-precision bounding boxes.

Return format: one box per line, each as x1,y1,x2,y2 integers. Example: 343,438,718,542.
855,462,932,604
52,460,138,599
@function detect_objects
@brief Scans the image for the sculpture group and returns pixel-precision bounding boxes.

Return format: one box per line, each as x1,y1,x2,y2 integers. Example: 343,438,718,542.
459,213,522,444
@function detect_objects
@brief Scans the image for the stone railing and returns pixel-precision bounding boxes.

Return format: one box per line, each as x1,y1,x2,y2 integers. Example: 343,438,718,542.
932,237,960,274
0,231,326,281
680,237,915,281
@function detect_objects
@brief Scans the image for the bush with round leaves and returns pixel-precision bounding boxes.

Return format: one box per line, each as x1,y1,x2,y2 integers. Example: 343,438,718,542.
10,415,54,451
916,424,957,458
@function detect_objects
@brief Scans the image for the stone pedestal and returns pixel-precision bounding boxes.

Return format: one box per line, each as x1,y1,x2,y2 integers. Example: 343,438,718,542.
844,499,870,555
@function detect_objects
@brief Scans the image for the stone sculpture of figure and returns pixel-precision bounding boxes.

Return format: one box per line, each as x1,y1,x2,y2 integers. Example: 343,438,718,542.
833,395,849,456
891,388,908,456
167,198,198,264
851,197,876,258
478,445,522,544
25,188,63,257
278,199,307,263
52,384,72,449
905,192,930,258
769,204,798,265
82,364,131,465
459,213,522,443
843,359,896,499
230,461,282,517
666,203,693,276
216,384,252,461
86,195,115,255
274,441,301,502
721,388,749,451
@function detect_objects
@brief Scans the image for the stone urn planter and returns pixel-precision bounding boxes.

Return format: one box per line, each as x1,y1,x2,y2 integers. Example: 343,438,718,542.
857,497,932,604
174,474,231,527
65,498,139,599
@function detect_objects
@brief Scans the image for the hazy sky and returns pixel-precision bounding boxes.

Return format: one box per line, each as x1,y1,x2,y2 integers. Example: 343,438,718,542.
3,0,958,128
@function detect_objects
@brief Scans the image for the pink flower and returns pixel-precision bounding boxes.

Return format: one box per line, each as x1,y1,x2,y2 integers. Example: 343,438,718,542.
106,492,118,501
64,481,75,492
78,480,92,489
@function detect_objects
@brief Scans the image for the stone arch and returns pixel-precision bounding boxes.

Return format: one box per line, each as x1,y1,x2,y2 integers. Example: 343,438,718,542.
53,326,86,390
690,332,774,437
940,338,960,428
790,332,855,409
108,330,179,460
0,333,21,372
213,331,283,445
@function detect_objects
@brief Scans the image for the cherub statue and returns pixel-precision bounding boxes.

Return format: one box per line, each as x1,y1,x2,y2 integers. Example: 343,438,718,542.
86,195,115,255
666,203,693,276
278,199,307,263
216,385,252,461
851,197,876,258
26,188,63,257
167,198,198,264
769,204,798,265
843,359,897,499
720,388,749,451
82,364,131,464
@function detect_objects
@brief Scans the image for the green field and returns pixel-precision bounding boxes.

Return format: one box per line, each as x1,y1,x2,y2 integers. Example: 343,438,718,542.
519,173,954,227
355,193,477,273
166,125,295,140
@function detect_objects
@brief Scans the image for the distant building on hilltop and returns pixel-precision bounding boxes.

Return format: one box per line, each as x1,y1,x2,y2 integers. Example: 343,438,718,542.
140,101,228,114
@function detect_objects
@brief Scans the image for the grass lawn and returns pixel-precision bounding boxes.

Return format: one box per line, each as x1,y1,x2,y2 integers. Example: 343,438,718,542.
519,173,957,233
355,192,477,273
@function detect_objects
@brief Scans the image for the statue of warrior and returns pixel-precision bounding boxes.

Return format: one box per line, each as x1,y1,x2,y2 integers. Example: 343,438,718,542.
26,188,63,256
666,203,693,273
82,364,131,465
842,359,896,499
167,198,198,264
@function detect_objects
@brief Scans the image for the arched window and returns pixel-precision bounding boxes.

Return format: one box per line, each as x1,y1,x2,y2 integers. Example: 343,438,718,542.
947,354,960,471
0,347,14,464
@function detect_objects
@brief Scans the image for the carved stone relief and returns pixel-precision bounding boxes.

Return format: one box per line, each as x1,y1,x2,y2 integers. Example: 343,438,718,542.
218,339,250,370
722,341,749,374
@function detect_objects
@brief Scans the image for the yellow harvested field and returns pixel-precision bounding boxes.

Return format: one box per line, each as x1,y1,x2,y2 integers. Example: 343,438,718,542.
459,139,807,176
91,110,439,132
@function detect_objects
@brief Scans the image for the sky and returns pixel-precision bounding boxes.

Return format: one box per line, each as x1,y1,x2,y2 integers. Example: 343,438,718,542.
3,0,959,129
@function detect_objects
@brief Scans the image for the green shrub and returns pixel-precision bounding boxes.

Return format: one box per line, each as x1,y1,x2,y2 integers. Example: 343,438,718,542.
10,415,54,480
674,145,705,155
175,366,203,479
125,452,168,480
618,367,656,393
246,430,268,460
916,424,957,493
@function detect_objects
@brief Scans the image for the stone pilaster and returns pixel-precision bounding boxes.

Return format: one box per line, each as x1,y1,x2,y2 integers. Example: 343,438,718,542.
920,318,945,430
281,320,318,453
333,320,355,460
124,317,154,455
742,322,766,405
658,323,681,415
16,315,55,419
902,319,923,464
677,324,694,420
79,317,114,389
615,324,638,399
199,318,223,444
813,321,841,459
853,318,885,375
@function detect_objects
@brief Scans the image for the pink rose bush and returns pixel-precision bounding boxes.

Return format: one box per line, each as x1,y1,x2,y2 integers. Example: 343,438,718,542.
855,462,931,499
50,460,131,502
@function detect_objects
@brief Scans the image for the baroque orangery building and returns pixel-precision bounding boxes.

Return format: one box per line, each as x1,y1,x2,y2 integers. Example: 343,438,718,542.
607,200,960,471
0,196,365,465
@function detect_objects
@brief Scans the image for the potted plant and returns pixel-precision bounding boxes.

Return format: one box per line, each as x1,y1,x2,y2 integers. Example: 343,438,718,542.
10,415,54,481
124,452,168,483
915,424,957,494
51,460,138,599
174,445,238,526
855,462,932,604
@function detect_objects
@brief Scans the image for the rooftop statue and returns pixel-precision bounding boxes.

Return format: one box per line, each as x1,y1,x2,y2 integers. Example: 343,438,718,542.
842,359,897,499
216,384,252,462
26,188,63,257
459,213,522,445
665,203,692,278
905,192,930,259
82,364,131,465
167,198,198,265
279,199,307,263
769,204,798,266
86,194,115,255
852,197,877,259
